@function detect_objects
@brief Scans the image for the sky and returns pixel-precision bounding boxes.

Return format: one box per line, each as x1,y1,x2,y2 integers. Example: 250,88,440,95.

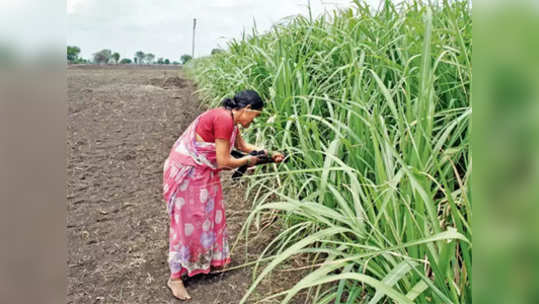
67,0,383,62
0,1,65,59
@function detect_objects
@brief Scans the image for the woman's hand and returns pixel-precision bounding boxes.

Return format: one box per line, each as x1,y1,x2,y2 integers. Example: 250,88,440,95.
246,155,258,167
271,152,285,163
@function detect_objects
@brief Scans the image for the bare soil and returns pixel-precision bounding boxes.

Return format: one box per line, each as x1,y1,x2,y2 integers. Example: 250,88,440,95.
66,66,309,304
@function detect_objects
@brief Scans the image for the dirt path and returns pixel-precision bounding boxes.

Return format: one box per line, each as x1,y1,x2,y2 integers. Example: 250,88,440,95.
66,66,305,304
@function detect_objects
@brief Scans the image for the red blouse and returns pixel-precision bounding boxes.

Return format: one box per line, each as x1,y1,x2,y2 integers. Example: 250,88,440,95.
195,107,235,142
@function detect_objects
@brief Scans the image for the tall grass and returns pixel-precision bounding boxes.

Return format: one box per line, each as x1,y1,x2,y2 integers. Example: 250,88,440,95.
189,0,471,302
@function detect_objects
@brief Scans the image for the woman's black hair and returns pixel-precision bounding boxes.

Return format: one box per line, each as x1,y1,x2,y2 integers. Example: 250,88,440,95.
221,90,265,110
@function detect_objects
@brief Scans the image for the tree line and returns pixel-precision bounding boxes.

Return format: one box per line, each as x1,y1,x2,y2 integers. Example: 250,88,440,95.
67,46,199,65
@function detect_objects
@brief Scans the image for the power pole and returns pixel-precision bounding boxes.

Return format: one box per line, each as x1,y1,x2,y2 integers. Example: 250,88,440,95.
192,18,197,58
308,0,312,22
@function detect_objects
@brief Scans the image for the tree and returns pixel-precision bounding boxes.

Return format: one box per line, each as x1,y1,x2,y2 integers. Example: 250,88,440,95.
211,48,224,55
157,57,164,64
93,49,112,64
144,53,155,64
112,52,120,64
172,61,180,65
67,46,81,63
180,54,192,64
120,58,132,64
164,58,170,64
74,58,89,64
135,51,145,64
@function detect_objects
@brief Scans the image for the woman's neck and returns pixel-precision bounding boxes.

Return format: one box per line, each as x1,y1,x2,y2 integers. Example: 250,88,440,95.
230,108,238,125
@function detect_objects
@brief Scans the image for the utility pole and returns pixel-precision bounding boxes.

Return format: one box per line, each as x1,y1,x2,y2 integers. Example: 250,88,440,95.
192,18,197,58
308,0,312,22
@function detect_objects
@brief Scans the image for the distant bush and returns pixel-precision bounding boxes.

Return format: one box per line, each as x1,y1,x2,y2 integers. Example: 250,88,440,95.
0,44,17,67
93,49,112,64
112,52,120,64
211,48,224,55
67,46,81,63
180,54,192,64
144,53,155,64
135,51,145,64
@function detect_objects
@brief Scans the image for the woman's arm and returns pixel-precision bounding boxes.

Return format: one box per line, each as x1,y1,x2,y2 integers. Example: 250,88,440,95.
235,132,262,153
216,139,257,170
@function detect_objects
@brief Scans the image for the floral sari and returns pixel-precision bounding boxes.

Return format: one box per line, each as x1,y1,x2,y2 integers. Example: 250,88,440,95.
163,114,238,278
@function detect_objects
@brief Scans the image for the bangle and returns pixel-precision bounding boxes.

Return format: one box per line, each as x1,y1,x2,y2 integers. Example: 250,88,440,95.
246,158,251,166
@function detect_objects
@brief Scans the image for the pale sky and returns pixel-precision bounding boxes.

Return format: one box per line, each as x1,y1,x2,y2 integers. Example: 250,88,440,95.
67,0,383,61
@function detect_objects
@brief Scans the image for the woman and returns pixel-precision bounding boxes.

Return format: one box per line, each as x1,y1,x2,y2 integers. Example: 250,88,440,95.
163,90,284,300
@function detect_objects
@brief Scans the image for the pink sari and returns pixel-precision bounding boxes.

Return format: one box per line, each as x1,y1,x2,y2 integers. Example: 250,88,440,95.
163,114,238,278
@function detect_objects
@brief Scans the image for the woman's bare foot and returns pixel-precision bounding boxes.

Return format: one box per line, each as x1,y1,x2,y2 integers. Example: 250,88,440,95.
167,278,192,300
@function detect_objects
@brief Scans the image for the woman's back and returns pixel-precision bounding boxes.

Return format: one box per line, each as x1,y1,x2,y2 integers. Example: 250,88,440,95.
195,107,234,143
